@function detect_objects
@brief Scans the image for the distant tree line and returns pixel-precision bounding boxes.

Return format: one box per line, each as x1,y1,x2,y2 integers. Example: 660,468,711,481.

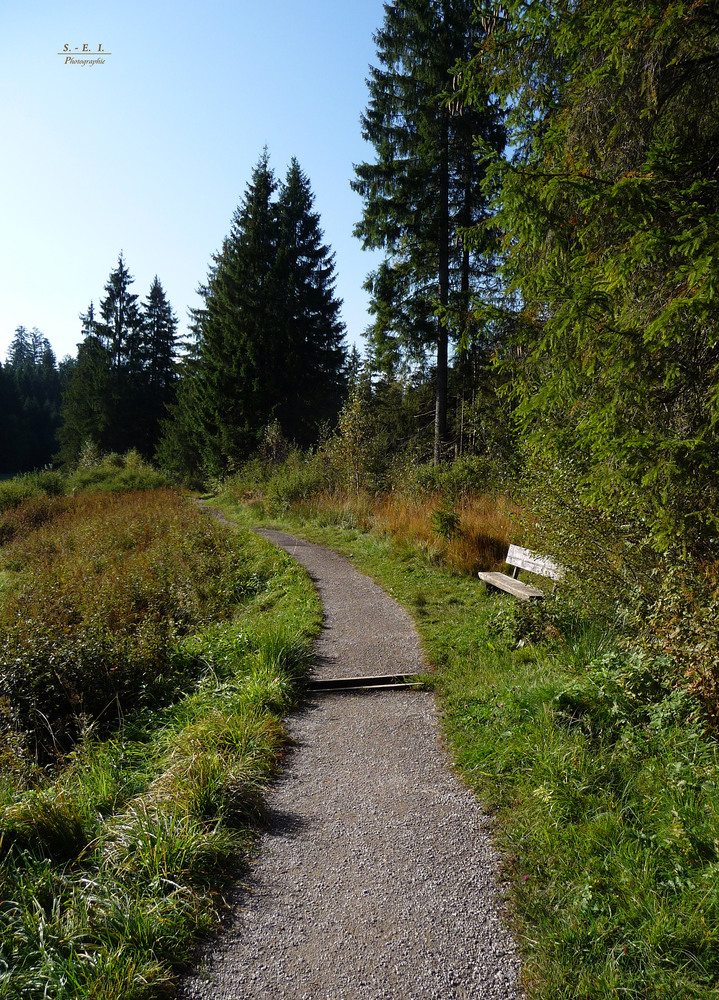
0,327,72,473
58,256,180,464
1,153,349,480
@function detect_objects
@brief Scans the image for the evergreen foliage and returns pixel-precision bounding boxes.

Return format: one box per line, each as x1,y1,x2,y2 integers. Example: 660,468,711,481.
139,276,180,454
352,0,505,462
274,158,346,444
162,151,347,480
192,152,283,475
460,1,719,559
0,327,68,473
59,258,180,464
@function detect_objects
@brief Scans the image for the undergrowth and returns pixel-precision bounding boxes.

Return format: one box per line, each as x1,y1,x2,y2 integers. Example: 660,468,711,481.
0,489,252,756
0,490,322,998
0,450,169,515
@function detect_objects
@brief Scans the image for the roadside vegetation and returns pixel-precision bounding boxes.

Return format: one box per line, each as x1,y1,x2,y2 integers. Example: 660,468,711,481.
0,459,321,999
215,452,719,1000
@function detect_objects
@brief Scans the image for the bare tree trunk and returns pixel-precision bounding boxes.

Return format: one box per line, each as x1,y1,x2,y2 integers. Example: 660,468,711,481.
434,112,450,466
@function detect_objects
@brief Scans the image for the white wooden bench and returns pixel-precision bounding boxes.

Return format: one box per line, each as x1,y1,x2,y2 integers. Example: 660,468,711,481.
478,544,563,601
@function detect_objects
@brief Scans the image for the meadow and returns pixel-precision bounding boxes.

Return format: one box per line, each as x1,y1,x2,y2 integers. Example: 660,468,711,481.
3,450,719,999
0,464,321,999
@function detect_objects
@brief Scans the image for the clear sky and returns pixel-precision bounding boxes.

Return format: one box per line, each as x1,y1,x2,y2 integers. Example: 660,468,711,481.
0,0,385,364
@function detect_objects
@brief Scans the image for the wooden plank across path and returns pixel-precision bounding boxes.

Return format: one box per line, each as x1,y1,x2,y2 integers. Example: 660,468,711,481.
306,673,424,692
180,527,522,1000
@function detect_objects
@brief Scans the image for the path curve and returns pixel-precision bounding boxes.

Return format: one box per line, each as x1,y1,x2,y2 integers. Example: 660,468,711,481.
180,528,522,1000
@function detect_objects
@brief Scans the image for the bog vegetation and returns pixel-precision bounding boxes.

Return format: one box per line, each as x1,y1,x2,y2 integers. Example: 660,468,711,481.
0,458,321,998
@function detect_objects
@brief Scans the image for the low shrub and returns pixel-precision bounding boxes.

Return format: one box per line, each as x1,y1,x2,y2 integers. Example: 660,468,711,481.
631,560,719,725
0,470,66,513
0,494,66,546
0,490,253,757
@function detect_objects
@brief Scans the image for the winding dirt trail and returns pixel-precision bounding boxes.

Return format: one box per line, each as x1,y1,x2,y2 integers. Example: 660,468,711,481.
180,527,522,1000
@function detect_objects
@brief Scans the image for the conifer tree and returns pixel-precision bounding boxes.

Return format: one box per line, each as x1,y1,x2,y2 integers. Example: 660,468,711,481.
57,304,113,464
274,158,346,445
90,254,144,451
137,276,179,454
143,276,178,393
174,151,347,478
352,0,504,462
59,263,180,462
462,0,719,556
2,327,64,471
96,253,143,373
192,150,281,474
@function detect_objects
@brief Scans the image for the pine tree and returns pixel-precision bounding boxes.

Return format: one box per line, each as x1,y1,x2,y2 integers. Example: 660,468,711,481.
137,276,179,455
60,260,180,461
352,0,504,462
57,304,113,464
274,158,346,445
192,150,281,474
96,253,143,373
143,277,178,393
3,326,64,471
91,254,143,451
175,150,347,478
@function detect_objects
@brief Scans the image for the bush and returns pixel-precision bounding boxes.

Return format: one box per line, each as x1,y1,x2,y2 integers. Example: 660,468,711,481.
68,451,168,494
0,470,66,513
631,560,719,725
0,490,255,757
555,649,697,739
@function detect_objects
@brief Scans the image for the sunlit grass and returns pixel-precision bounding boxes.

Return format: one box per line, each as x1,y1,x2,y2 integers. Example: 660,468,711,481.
0,489,322,998
221,486,719,1000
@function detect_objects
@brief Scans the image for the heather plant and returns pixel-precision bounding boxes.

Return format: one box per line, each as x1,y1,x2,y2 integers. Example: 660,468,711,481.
0,490,254,756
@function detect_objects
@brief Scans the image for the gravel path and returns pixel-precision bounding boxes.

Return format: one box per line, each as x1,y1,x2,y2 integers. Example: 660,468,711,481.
179,528,522,1000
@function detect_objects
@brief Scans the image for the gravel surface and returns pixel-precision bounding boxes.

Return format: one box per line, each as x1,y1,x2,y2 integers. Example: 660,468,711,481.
179,528,523,1000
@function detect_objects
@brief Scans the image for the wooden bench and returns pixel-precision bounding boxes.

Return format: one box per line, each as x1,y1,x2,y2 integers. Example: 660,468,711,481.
478,544,563,601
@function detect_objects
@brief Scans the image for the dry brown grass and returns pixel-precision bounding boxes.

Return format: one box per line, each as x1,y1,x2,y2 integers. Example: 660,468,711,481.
372,493,517,575
0,489,250,756
270,487,518,576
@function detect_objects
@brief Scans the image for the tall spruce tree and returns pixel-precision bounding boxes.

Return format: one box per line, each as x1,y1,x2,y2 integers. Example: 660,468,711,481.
192,150,281,474
57,303,113,464
274,158,346,445
100,253,145,450
138,276,179,454
352,0,504,462
174,151,347,478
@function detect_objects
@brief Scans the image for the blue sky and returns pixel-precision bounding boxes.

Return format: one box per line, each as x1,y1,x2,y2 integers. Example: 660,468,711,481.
0,0,385,363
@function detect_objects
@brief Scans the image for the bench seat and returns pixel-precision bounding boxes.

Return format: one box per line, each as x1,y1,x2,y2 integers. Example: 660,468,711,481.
477,570,545,601
478,544,563,602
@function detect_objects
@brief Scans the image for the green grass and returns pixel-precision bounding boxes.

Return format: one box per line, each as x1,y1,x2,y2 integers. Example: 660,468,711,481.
0,492,322,998
214,492,719,1000
0,452,169,515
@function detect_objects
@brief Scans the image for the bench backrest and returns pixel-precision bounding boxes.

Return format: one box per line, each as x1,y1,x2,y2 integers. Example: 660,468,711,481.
506,544,563,581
